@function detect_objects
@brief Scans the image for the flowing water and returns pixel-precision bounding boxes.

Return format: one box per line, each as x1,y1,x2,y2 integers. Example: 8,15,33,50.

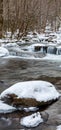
0,56,61,130
0,38,61,130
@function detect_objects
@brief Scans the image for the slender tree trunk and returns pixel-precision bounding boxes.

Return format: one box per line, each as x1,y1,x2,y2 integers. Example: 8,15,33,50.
7,0,10,32
0,0,3,38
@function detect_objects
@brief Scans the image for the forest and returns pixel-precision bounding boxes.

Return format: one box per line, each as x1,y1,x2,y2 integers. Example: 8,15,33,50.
0,0,61,38
0,1,61,130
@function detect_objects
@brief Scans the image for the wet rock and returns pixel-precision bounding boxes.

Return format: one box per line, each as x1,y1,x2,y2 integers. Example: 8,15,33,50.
34,46,41,52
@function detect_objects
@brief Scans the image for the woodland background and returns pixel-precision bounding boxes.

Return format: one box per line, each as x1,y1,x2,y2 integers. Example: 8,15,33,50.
0,0,61,38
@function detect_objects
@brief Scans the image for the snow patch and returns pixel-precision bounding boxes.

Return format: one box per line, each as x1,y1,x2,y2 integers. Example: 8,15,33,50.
56,125,61,130
23,107,39,112
0,100,16,113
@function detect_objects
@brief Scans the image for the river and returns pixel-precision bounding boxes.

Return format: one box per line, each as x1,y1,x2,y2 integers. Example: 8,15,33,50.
0,57,61,130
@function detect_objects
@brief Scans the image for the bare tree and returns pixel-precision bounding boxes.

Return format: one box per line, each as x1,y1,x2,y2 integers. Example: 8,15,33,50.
2,0,61,37
0,0,3,38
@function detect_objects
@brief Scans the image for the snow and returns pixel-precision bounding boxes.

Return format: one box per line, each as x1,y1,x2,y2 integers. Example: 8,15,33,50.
57,46,61,49
28,43,45,52
42,54,61,61
30,37,40,43
20,112,43,127
0,81,59,102
0,39,5,43
1,29,61,59
56,125,61,130
23,107,39,112
18,106,39,112
4,31,12,39
59,65,61,68
0,47,9,57
0,100,16,113
3,43,25,56
3,43,18,48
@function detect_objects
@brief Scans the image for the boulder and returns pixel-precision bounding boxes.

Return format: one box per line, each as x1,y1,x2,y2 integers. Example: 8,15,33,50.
0,81,60,108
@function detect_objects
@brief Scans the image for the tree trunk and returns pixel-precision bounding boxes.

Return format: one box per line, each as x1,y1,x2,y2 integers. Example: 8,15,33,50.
0,0,3,38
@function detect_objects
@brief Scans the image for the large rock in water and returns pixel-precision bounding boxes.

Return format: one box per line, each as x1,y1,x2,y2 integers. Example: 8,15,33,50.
0,81,60,108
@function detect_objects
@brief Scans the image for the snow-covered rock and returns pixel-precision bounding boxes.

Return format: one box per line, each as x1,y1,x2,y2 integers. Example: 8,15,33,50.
56,125,61,130
0,47,9,57
3,43,24,56
20,112,43,127
30,37,40,43
0,81,59,107
4,43,18,48
0,100,16,113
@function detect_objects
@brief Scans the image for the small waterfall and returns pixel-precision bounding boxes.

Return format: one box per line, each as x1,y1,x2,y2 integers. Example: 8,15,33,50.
47,46,57,54
43,46,47,54
34,46,47,54
57,48,61,55
34,46,41,52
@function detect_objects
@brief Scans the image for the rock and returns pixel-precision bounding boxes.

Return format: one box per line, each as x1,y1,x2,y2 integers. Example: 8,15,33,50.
20,112,43,128
0,81,60,108
34,46,41,52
